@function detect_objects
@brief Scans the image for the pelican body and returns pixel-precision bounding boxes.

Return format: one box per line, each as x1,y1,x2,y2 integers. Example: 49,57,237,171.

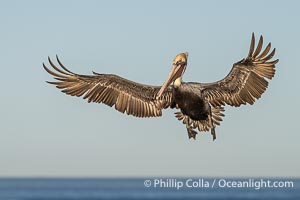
43,33,278,140
173,82,210,121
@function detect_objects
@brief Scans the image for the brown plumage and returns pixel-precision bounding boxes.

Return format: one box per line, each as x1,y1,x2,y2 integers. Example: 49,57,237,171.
43,33,278,140
43,57,172,118
201,34,278,107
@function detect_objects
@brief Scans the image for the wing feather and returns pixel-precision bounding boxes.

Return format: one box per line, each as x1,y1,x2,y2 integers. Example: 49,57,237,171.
44,56,173,117
201,33,278,107
252,35,263,58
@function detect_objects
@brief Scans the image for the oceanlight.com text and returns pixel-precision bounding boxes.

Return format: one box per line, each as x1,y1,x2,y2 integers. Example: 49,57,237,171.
143,178,294,190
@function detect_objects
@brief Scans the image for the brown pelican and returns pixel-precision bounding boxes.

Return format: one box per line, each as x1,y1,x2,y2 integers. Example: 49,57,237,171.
43,33,278,140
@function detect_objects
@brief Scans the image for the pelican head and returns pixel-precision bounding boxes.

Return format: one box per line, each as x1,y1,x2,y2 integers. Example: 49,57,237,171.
156,52,188,98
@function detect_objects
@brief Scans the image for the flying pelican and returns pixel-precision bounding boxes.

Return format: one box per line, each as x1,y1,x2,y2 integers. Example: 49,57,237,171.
43,33,278,140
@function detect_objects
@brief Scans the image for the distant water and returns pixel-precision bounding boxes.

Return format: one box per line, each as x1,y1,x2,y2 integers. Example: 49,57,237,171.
0,178,299,200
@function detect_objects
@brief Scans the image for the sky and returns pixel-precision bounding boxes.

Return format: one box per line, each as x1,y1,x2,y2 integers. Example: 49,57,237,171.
0,0,299,178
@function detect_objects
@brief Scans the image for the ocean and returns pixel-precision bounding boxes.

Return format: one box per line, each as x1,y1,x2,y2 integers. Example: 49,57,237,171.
0,178,299,200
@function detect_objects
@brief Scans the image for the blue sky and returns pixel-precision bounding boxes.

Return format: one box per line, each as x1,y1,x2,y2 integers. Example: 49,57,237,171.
0,0,299,177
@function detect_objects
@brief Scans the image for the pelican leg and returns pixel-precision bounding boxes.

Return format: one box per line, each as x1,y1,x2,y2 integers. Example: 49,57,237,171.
211,126,216,141
186,126,197,139
187,126,197,139
183,116,197,139
208,105,216,141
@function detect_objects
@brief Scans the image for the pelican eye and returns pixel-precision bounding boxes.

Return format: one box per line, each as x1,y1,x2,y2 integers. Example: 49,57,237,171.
175,60,185,66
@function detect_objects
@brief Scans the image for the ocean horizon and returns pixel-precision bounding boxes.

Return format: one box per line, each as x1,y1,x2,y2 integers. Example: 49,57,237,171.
0,177,299,200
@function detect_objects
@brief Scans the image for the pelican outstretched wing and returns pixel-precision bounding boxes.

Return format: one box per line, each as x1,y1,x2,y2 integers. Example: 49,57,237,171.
43,56,173,117
201,33,278,107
